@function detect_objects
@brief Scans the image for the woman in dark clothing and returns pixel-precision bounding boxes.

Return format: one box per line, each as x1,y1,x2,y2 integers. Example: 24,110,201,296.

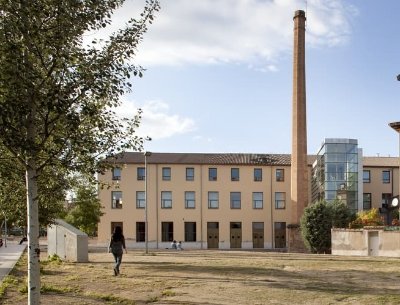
108,226,127,276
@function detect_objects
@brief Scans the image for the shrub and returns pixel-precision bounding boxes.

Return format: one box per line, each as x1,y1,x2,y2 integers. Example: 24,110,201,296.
301,200,354,253
349,208,383,228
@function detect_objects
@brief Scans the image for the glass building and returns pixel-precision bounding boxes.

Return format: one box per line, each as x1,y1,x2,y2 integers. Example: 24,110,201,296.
312,139,363,212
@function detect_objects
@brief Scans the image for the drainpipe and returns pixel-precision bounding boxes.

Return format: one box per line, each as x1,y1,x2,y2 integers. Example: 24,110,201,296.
270,166,274,249
200,165,203,249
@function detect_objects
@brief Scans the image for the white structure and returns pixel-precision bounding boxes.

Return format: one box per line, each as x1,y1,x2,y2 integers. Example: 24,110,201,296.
47,219,88,262
332,228,400,257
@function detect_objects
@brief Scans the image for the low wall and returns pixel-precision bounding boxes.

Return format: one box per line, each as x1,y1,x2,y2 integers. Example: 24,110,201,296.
332,228,400,257
47,219,88,262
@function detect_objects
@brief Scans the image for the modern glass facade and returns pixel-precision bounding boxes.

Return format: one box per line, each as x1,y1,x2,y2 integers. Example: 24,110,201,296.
312,139,361,211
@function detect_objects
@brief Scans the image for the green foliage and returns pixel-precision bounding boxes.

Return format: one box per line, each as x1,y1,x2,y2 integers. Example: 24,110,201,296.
0,0,161,200
64,175,104,236
301,200,354,253
331,199,356,228
0,0,160,173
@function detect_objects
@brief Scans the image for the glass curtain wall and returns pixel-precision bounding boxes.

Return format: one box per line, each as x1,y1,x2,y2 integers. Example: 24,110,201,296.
312,139,359,211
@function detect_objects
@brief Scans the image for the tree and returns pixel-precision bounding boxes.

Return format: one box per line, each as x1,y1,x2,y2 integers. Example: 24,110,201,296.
0,1,160,304
64,177,103,236
331,199,355,228
300,200,354,253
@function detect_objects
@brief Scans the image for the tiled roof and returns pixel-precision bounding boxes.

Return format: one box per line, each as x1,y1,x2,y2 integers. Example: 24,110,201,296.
108,152,319,166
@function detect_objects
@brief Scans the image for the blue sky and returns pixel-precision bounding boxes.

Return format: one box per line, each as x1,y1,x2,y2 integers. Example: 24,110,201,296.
98,0,400,157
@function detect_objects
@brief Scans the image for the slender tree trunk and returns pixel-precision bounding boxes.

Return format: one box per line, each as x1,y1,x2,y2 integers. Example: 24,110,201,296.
26,164,40,305
26,77,40,304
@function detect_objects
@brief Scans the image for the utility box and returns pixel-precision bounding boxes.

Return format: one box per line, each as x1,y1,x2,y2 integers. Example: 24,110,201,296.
47,219,88,262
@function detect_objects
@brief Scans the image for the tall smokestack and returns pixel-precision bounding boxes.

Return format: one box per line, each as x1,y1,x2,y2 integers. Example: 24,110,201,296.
291,10,308,226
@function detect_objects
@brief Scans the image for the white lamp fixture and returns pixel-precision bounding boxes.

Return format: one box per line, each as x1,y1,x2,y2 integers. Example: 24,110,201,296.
392,197,399,221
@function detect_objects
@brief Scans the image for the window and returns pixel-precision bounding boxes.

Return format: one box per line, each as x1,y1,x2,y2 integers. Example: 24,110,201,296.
136,222,145,242
382,193,392,207
230,192,241,209
184,222,196,242
185,191,195,209
161,191,172,208
209,168,217,181
137,167,145,180
254,168,262,181
111,191,122,209
186,167,194,181
161,222,173,242
363,170,370,183
363,193,371,210
276,169,284,182
253,192,263,209
382,170,390,184
112,168,121,180
231,168,239,181
275,192,286,209
162,167,171,181
208,192,219,209
136,191,145,209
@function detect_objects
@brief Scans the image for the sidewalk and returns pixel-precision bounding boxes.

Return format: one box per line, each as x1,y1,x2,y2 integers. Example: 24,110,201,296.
0,240,26,282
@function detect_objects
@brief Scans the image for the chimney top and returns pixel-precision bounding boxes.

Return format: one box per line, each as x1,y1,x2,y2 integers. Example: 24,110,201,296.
294,10,306,20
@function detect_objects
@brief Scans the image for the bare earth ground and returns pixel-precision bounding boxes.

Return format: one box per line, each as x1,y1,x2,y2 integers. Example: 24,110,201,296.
1,248,400,305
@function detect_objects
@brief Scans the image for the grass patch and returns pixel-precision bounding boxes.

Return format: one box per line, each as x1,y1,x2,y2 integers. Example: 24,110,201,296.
41,284,80,294
162,289,176,297
0,276,17,298
41,254,63,266
85,292,135,304
146,296,159,303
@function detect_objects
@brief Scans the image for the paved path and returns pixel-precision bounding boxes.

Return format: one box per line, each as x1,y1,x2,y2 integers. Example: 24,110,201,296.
0,240,26,281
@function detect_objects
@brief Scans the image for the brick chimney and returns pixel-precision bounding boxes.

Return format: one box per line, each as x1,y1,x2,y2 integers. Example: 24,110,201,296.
290,10,308,247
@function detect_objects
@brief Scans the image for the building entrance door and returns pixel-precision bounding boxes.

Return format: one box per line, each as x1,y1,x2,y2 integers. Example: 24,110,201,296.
230,222,242,248
252,222,264,248
274,222,286,248
368,231,379,256
207,222,219,249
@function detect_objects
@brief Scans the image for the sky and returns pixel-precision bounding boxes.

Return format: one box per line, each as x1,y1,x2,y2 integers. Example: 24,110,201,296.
90,0,400,157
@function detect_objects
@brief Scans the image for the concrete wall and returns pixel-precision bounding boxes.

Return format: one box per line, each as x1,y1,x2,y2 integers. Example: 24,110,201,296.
47,219,88,262
332,228,400,257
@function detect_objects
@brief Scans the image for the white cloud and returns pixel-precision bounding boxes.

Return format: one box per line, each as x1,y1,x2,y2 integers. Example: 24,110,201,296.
95,0,357,68
114,98,196,140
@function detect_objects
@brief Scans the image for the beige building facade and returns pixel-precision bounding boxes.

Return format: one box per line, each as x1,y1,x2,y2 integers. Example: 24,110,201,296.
97,152,399,250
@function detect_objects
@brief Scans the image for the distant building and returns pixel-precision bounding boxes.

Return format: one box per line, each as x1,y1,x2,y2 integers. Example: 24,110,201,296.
97,149,398,250
311,139,363,212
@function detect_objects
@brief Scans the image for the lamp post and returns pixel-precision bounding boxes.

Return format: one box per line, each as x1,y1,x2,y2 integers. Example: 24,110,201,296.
389,121,400,221
144,151,152,254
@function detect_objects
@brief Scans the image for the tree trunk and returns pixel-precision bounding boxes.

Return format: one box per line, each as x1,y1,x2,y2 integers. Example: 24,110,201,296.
26,164,40,305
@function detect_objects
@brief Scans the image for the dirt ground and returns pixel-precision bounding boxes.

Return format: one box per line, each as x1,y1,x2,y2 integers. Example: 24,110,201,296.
1,248,400,305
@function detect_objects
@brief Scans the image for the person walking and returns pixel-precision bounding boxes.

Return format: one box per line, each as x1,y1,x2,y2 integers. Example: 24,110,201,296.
108,226,127,276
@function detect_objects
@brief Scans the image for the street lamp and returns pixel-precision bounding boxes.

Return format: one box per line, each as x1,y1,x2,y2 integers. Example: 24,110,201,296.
144,151,152,254
389,121,400,221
